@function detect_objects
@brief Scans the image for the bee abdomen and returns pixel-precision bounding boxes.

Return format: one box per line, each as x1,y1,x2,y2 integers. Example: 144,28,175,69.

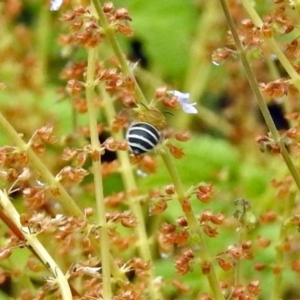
126,122,160,155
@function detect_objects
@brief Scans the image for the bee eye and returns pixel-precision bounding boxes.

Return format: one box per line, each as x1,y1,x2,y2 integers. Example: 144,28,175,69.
126,122,161,155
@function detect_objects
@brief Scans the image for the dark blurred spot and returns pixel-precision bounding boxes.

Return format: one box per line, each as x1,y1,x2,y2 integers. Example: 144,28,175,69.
272,57,288,78
99,132,117,163
15,5,34,26
283,287,300,300
216,94,234,110
266,102,289,131
218,94,289,131
128,39,149,69
125,269,135,281
0,273,12,296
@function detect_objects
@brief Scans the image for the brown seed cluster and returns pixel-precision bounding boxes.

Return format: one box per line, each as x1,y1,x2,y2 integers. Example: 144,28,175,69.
3,0,300,299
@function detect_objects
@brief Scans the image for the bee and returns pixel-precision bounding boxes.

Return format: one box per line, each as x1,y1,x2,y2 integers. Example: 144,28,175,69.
126,122,161,155
126,106,166,155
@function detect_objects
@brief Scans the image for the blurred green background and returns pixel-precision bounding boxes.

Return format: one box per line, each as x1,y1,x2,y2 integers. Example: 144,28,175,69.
0,0,297,299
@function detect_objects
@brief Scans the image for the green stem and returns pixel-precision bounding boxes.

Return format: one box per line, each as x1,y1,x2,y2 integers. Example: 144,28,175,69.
183,1,227,131
0,108,127,284
0,190,72,300
35,4,50,87
294,0,300,21
219,0,300,192
272,192,295,300
100,85,151,260
197,104,234,137
160,150,224,300
91,0,147,104
0,112,84,218
90,1,164,298
100,85,163,300
85,44,112,299
241,0,300,91
234,222,248,286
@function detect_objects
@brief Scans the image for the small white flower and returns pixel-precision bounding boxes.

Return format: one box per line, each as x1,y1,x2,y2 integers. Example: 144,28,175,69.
81,266,102,276
72,265,101,277
50,0,63,11
171,90,198,114
136,169,148,178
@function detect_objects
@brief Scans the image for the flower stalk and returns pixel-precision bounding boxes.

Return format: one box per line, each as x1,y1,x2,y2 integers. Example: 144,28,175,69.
99,84,164,300
91,1,224,298
91,0,147,104
85,42,112,299
241,0,300,92
0,190,72,300
218,0,300,192
0,112,84,217
160,150,224,300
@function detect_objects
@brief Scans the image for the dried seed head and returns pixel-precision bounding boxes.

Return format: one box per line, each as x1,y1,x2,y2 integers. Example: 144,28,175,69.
160,222,176,234
202,225,218,238
217,258,234,271
210,213,225,225
201,261,211,275
150,200,167,215
198,293,213,300
168,144,185,159
165,184,175,195
200,210,213,223
181,198,191,213
177,217,188,227
254,263,266,271
175,131,191,142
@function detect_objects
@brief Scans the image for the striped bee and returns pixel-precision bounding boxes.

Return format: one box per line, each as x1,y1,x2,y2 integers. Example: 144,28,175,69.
125,105,166,155
126,122,161,155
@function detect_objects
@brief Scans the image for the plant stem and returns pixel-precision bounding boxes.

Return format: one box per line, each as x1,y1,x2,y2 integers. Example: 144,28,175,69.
160,150,224,300
272,192,295,300
100,85,164,300
85,42,112,299
0,92,126,287
0,190,73,300
91,0,147,104
183,0,233,135
35,3,50,87
0,112,84,217
100,85,151,260
218,0,300,192
90,1,164,297
294,0,300,21
241,0,300,91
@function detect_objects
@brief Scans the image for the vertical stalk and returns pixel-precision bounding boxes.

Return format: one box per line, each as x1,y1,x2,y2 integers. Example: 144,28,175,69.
91,1,224,298
100,85,163,300
0,112,84,217
241,0,300,92
85,46,112,299
35,4,50,87
0,190,72,300
91,0,147,104
272,192,296,300
0,103,126,285
294,0,300,20
218,0,300,192
160,150,224,300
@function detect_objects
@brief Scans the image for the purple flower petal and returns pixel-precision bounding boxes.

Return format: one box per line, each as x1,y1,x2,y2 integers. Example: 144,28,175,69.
170,90,198,114
182,103,198,114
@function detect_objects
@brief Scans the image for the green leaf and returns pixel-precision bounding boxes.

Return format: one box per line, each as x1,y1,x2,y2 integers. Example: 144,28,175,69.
114,0,198,80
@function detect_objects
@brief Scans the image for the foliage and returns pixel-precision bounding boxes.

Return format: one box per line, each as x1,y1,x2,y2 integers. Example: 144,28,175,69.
1,1,300,300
